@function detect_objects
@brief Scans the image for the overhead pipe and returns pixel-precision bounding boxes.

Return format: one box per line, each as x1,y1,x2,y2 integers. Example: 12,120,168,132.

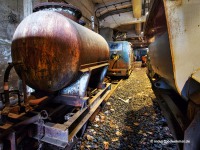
132,0,142,35
95,0,131,14
98,7,133,21
96,4,132,17
3,63,14,107
135,23,142,35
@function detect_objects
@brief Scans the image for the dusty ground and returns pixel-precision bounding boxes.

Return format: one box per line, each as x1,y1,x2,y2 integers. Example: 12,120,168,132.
73,68,177,150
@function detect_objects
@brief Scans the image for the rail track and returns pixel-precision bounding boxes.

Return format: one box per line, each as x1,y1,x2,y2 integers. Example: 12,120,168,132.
104,78,123,101
0,78,123,150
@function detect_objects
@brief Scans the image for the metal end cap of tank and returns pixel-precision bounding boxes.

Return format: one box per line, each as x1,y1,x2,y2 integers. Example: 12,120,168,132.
33,2,82,20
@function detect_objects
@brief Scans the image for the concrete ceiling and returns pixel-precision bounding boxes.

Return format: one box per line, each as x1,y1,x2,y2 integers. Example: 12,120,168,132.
92,0,151,47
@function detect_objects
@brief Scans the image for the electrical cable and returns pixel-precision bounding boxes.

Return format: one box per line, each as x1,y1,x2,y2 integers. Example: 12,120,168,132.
102,0,119,27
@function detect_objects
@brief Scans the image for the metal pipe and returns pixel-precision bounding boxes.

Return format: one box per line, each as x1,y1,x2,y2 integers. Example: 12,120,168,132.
96,4,132,17
1,63,15,124
28,96,48,106
21,72,28,104
91,16,95,31
95,0,131,14
3,63,14,107
132,0,142,34
135,23,142,35
143,0,146,15
132,0,142,18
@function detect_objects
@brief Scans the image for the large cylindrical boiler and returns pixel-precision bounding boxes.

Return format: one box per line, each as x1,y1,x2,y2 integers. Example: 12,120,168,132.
11,11,109,92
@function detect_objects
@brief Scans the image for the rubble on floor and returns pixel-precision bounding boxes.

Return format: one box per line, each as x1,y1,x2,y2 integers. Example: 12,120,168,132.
73,68,177,150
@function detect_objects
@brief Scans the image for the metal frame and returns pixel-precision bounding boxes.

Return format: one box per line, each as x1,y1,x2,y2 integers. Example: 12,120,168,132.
0,62,110,149
0,83,111,149
29,83,111,149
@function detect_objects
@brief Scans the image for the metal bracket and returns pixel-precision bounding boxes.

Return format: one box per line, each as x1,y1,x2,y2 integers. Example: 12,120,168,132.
154,78,171,89
60,72,91,97
29,83,111,149
30,122,69,148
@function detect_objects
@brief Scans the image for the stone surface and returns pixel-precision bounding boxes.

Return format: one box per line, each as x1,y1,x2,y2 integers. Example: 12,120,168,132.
0,0,24,92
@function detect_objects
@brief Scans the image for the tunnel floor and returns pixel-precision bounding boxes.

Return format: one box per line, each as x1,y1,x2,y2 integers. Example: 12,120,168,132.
73,68,177,150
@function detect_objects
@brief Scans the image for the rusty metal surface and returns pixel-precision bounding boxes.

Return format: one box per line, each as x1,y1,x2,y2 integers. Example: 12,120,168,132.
145,0,176,92
145,0,200,100
60,72,91,97
145,0,167,38
31,122,69,148
29,83,111,148
11,11,109,92
33,2,82,22
148,32,175,89
0,82,111,149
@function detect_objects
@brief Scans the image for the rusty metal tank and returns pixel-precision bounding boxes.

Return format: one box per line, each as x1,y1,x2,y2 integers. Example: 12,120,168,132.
107,41,133,77
11,3,109,92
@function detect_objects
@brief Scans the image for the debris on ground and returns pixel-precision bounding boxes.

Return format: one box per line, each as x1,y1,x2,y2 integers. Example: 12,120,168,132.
73,68,177,150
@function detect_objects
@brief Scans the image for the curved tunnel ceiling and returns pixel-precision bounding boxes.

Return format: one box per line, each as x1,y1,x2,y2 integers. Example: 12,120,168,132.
94,0,149,31
92,0,151,47
97,7,133,20
95,0,132,18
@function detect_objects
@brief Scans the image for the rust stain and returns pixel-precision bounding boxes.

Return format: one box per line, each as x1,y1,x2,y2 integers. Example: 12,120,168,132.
11,10,109,92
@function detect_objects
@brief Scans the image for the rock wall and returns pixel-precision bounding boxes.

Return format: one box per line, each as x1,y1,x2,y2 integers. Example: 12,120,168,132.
0,0,24,92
